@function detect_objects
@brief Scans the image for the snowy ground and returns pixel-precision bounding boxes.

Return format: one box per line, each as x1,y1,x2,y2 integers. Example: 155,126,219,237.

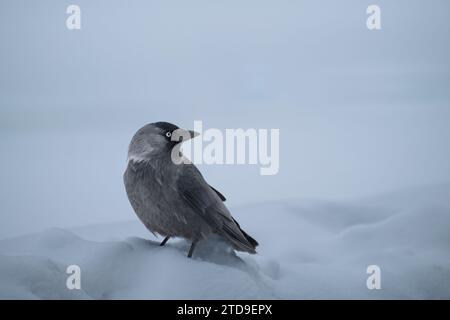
0,184,449,299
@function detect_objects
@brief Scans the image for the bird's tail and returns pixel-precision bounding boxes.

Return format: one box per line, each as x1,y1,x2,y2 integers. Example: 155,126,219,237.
239,227,259,248
221,218,259,254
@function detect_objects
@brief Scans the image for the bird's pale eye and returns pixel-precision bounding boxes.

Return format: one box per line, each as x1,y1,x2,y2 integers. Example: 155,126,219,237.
165,132,172,138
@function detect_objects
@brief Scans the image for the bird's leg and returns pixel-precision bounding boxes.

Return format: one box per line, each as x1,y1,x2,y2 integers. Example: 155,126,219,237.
187,241,198,258
159,236,170,246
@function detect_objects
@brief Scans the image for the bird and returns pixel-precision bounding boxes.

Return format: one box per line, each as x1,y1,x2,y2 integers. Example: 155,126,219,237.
123,122,258,258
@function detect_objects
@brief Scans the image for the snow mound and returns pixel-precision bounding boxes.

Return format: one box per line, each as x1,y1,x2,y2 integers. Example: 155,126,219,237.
1,185,450,299
0,229,274,299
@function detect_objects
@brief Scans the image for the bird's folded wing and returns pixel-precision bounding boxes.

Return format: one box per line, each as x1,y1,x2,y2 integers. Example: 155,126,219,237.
177,165,232,225
209,184,226,201
177,165,256,253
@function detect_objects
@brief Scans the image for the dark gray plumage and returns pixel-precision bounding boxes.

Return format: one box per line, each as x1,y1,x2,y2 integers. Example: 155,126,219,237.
123,122,258,257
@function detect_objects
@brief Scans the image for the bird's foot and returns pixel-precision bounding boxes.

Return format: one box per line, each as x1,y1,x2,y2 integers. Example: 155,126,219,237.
159,236,170,246
187,241,198,258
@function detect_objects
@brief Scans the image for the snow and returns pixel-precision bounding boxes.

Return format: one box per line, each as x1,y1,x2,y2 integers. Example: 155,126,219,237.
0,184,449,299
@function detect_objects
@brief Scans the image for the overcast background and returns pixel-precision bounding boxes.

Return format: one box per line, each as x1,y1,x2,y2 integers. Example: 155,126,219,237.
1,0,450,238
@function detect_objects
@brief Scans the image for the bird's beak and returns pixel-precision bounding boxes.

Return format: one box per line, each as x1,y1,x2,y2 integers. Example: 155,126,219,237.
187,130,200,139
171,129,200,143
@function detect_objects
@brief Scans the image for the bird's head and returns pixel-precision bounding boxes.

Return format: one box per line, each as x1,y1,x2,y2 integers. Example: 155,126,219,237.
127,122,199,163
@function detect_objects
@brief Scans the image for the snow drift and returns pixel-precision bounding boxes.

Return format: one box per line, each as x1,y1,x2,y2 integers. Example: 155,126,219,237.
0,184,449,299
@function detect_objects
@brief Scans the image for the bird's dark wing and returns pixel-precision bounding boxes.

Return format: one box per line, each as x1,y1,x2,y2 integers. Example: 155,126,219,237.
176,164,257,253
209,185,226,201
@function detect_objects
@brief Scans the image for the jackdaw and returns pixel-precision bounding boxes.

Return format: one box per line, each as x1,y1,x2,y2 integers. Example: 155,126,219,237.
123,122,259,258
